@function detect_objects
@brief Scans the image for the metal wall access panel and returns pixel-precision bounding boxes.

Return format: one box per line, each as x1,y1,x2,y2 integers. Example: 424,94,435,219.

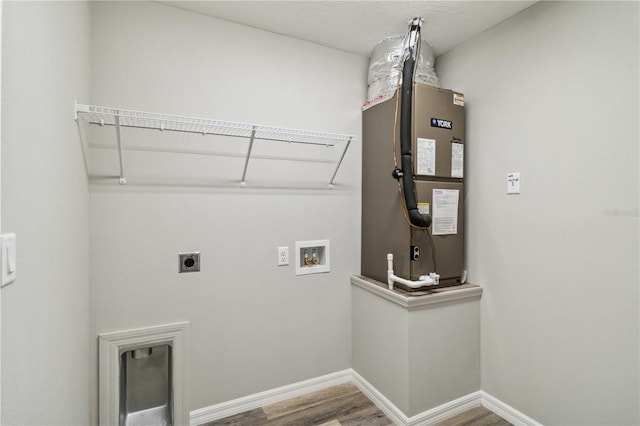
120,344,173,426
362,84,465,289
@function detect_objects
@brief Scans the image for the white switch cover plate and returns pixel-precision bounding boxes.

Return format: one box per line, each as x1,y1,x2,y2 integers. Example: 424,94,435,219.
1,233,17,287
507,172,521,194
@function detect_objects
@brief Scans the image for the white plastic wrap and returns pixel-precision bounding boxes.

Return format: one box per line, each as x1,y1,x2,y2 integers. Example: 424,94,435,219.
367,35,440,101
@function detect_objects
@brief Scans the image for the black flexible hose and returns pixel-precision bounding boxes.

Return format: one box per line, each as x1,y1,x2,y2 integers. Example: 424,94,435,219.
399,51,431,228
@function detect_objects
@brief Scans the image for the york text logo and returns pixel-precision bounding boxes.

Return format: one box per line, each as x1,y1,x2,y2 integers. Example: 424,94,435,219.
431,118,452,129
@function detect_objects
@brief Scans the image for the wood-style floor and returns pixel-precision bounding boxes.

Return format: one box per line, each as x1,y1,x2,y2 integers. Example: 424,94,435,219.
202,383,512,426
436,406,512,426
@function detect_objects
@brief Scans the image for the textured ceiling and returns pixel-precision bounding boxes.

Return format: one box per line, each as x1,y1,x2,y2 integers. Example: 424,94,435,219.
159,1,538,57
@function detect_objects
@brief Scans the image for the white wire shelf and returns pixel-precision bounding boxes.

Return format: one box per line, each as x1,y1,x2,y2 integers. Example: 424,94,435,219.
75,102,354,188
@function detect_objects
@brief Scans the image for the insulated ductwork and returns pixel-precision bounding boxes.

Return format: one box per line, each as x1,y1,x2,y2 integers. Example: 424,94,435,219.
367,31,439,101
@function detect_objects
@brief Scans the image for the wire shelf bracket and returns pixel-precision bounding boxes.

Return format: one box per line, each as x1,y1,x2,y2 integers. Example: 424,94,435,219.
74,102,355,188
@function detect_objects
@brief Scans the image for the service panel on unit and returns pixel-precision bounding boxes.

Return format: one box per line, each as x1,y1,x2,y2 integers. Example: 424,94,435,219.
362,83,465,290
412,84,465,180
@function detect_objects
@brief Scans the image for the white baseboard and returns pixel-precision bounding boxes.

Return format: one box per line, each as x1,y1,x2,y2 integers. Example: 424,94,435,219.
351,369,482,426
190,369,352,425
190,370,541,426
481,391,542,426
410,391,482,426
349,369,408,425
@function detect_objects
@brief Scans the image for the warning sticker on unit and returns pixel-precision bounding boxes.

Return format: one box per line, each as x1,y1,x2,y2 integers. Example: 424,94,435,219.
416,138,436,176
432,189,459,235
451,142,464,178
453,93,465,106
418,202,430,215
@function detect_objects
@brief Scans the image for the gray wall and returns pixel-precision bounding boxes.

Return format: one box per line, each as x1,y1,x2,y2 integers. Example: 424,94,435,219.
1,2,91,425
88,1,367,421
436,2,639,424
352,285,410,414
408,300,480,416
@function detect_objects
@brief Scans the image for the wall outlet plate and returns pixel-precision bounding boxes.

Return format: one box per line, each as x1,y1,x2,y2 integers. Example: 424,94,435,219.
179,252,200,273
295,239,330,276
277,246,289,266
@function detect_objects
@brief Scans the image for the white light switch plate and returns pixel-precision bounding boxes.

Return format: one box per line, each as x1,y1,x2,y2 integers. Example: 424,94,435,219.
507,172,521,194
1,233,17,287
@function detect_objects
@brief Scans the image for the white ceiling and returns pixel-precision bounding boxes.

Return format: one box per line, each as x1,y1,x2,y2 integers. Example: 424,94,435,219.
160,1,538,57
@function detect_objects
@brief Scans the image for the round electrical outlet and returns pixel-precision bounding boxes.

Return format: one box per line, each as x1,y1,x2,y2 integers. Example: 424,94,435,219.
179,252,200,273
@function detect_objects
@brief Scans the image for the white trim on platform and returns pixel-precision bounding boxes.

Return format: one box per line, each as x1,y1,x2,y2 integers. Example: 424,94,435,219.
350,275,483,310
481,391,542,426
190,369,352,425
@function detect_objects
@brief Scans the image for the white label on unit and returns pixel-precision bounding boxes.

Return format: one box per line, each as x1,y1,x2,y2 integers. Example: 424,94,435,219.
451,142,464,178
418,202,430,215
453,93,465,106
416,138,436,176
432,189,459,235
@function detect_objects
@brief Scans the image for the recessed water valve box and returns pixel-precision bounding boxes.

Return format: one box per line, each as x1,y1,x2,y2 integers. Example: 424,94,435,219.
179,252,200,273
295,240,330,276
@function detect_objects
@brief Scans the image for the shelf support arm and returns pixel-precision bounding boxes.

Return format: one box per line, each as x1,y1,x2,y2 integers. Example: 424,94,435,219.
240,126,257,187
114,114,127,184
328,136,352,189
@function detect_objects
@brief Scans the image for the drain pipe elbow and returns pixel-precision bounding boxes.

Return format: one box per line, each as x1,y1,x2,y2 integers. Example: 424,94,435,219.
387,253,435,289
